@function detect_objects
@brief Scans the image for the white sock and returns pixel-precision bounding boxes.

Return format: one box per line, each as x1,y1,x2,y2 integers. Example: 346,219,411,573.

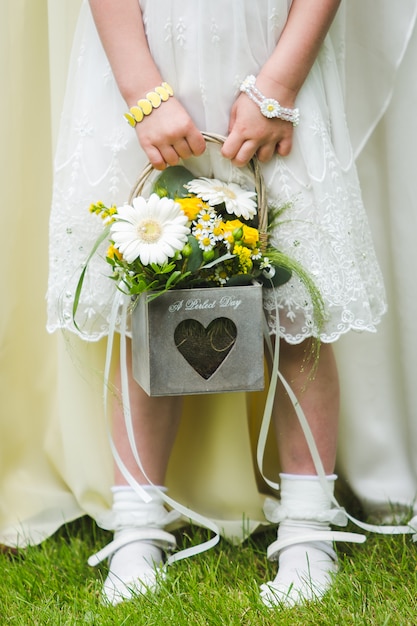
260,474,338,608
102,486,170,606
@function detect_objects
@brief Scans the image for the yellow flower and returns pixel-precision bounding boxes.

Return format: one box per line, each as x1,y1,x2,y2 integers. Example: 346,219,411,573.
175,197,208,221
241,224,259,247
234,244,253,274
224,233,234,246
89,201,118,223
221,219,244,245
224,219,244,232
107,244,123,261
89,200,105,213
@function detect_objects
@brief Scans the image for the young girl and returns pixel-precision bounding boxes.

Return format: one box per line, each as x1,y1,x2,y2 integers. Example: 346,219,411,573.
47,0,386,607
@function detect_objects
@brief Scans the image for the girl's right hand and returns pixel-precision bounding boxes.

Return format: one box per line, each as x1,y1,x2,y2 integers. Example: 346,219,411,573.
134,98,206,170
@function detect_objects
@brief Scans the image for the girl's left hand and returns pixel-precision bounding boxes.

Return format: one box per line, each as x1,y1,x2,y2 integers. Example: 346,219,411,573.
222,87,295,167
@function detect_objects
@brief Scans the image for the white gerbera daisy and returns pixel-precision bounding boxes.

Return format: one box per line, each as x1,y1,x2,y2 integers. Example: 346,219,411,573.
186,178,257,220
110,193,190,265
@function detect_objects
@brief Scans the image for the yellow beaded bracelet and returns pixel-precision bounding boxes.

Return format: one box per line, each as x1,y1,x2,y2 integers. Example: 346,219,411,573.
123,82,174,127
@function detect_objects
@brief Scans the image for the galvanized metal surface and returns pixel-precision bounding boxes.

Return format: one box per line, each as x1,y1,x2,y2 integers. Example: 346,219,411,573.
132,285,265,396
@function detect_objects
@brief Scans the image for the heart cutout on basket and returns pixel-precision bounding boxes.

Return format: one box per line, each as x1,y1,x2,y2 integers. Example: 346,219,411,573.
174,317,237,379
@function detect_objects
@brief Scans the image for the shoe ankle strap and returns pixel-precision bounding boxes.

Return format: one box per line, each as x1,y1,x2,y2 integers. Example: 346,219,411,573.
88,528,177,567
267,530,366,561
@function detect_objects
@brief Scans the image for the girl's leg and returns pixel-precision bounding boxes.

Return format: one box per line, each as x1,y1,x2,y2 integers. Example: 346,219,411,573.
261,340,341,607
101,339,182,605
112,339,183,486
273,339,339,476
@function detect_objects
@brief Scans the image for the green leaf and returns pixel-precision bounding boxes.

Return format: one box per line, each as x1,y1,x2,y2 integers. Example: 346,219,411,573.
184,235,204,272
225,274,256,286
165,270,183,289
201,251,235,270
152,165,195,199
149,261,177,275
72,225,111,332
258,264,292,287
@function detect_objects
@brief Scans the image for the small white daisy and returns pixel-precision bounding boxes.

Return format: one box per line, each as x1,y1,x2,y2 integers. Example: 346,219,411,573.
194,207,217,227
196,231,216,252
211,217,225,242
260,257,272,269
214,266,229,285
260,257,276,279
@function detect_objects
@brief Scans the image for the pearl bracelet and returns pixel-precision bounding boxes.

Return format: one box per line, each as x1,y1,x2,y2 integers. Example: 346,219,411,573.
123,82,174,127
240,75,300,127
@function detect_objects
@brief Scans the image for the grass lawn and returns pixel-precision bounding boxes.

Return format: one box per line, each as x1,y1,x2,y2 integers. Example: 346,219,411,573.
0,514,416,625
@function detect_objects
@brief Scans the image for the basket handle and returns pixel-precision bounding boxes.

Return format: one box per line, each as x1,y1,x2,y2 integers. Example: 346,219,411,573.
128,131,268,249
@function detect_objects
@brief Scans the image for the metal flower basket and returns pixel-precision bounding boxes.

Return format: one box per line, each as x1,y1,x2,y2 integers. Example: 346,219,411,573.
131,284,264,396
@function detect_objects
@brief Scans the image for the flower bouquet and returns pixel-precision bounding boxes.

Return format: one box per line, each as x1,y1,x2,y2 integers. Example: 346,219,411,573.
75,134,323,395
92,162,291,297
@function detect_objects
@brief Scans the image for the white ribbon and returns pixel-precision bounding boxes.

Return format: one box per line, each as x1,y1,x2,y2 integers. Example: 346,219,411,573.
257,287,416,539
98,283,416,573
102,289,220,567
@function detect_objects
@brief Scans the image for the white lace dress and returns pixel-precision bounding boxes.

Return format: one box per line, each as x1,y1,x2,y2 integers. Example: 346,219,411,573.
47,0,386,343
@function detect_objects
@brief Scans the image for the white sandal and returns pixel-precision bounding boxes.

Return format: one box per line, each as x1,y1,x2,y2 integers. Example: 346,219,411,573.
89,527,177,605
260,474,365,607
89,486,179,605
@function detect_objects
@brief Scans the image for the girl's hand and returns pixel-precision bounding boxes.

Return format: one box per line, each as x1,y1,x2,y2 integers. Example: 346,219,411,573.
134,98,206,170
221,0,342,168
222,76,296,167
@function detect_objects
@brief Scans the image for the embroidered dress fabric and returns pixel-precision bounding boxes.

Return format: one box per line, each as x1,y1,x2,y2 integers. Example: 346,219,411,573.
47,0,386,344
